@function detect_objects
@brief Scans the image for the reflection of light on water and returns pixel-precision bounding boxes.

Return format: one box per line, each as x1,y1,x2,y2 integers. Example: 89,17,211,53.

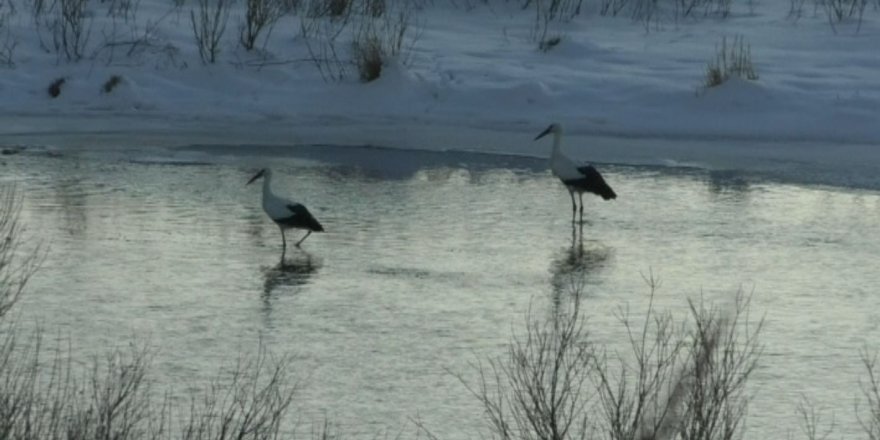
6,149,880,440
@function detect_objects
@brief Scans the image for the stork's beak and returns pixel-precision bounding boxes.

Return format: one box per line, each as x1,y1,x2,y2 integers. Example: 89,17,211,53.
246,169,265,185
534,126,553,141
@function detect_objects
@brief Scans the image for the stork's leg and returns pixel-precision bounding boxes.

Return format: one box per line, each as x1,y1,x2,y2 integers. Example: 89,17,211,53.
578,216,584,241
579,193,584,224
280,226,287,261
568,190,577,223
295,230,312,247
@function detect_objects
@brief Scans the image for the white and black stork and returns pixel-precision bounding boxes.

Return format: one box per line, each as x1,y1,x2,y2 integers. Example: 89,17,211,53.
534,123,616,223
247,168,324,259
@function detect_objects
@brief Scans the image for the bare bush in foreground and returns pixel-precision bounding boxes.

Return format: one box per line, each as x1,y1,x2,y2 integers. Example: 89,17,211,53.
459,296,594,440
858,349,880,439
0,331,302,439
676,292,762,440
593,275,685,440
181,345,296,439
0,187,41,317
464,272,763,440
797,396,836,440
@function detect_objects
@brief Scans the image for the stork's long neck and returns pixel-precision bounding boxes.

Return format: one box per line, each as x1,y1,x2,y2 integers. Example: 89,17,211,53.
550,131,563,161
261,173,272,199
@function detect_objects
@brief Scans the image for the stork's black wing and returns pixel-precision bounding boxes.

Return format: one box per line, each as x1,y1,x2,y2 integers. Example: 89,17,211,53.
564,165,617,200
278,203,325,232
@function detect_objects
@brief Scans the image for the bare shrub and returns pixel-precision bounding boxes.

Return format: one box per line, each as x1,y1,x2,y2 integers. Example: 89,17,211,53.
171,0,187,22
309,0,415,82
0,331,301,440
788,0,807,20
190,0,231,64
0,330,305,440
306,0,352,18
364,0,386,17
0,0,15,67
704,35,758,88
31,0,49,23
593,276,687,440
239,0,288,51
458,295,595,440
599,0,631,16
279,0,301,13
464,272,763,440
104,0,142,23
818,0,868,21
48,77,65,97
299,5,351,81
45,0,93,62
351,5,415,82
597,281,762,440
0,332,165,440
858,349,880,439
352,31,382,81
297,0,423,80
327,0,351,16
674,0,732,18
96,7,188,69
600,0,740,27
102,74,123,93
797,396,836,440
180,344,296,439
816,0,869,33
676,0,703,17
631,0,660,32
676,292,762,440
538,35,561,51
531,0,581,51
0,187,42,318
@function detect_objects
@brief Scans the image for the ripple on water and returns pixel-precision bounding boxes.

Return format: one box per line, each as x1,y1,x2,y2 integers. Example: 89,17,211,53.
4,148,880,439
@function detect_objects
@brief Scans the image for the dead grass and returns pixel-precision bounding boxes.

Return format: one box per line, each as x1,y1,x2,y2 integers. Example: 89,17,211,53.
705,35,758,88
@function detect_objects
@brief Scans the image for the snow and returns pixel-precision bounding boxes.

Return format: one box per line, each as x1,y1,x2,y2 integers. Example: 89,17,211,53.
0,0,878,180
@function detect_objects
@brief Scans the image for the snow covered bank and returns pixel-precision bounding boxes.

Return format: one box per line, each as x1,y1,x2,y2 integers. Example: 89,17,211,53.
0,0,878,159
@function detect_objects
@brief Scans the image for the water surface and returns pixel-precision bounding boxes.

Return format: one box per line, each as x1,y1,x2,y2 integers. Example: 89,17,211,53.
4,143,880,439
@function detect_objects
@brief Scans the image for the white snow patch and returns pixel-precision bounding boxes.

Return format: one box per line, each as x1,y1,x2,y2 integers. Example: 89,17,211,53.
0,0,876,176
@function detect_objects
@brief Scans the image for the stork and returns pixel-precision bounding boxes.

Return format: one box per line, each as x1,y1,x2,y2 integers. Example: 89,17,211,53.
534,123,616,223
247,168,324,260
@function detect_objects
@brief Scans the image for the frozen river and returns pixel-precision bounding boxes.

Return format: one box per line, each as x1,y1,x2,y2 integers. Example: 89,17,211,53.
4,140,880,438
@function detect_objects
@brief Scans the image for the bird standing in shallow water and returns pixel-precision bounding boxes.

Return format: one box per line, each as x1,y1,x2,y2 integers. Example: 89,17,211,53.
247,168,324,260
534,123,616,223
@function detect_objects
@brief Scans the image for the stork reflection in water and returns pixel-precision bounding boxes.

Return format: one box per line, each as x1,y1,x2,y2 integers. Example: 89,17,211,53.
550,222,612,309
263,253,319,297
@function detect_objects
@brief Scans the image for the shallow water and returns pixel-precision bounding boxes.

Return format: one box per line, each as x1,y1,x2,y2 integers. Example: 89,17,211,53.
4,143,880,439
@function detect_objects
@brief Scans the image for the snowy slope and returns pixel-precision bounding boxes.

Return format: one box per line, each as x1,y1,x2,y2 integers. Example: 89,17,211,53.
0,0,877,161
